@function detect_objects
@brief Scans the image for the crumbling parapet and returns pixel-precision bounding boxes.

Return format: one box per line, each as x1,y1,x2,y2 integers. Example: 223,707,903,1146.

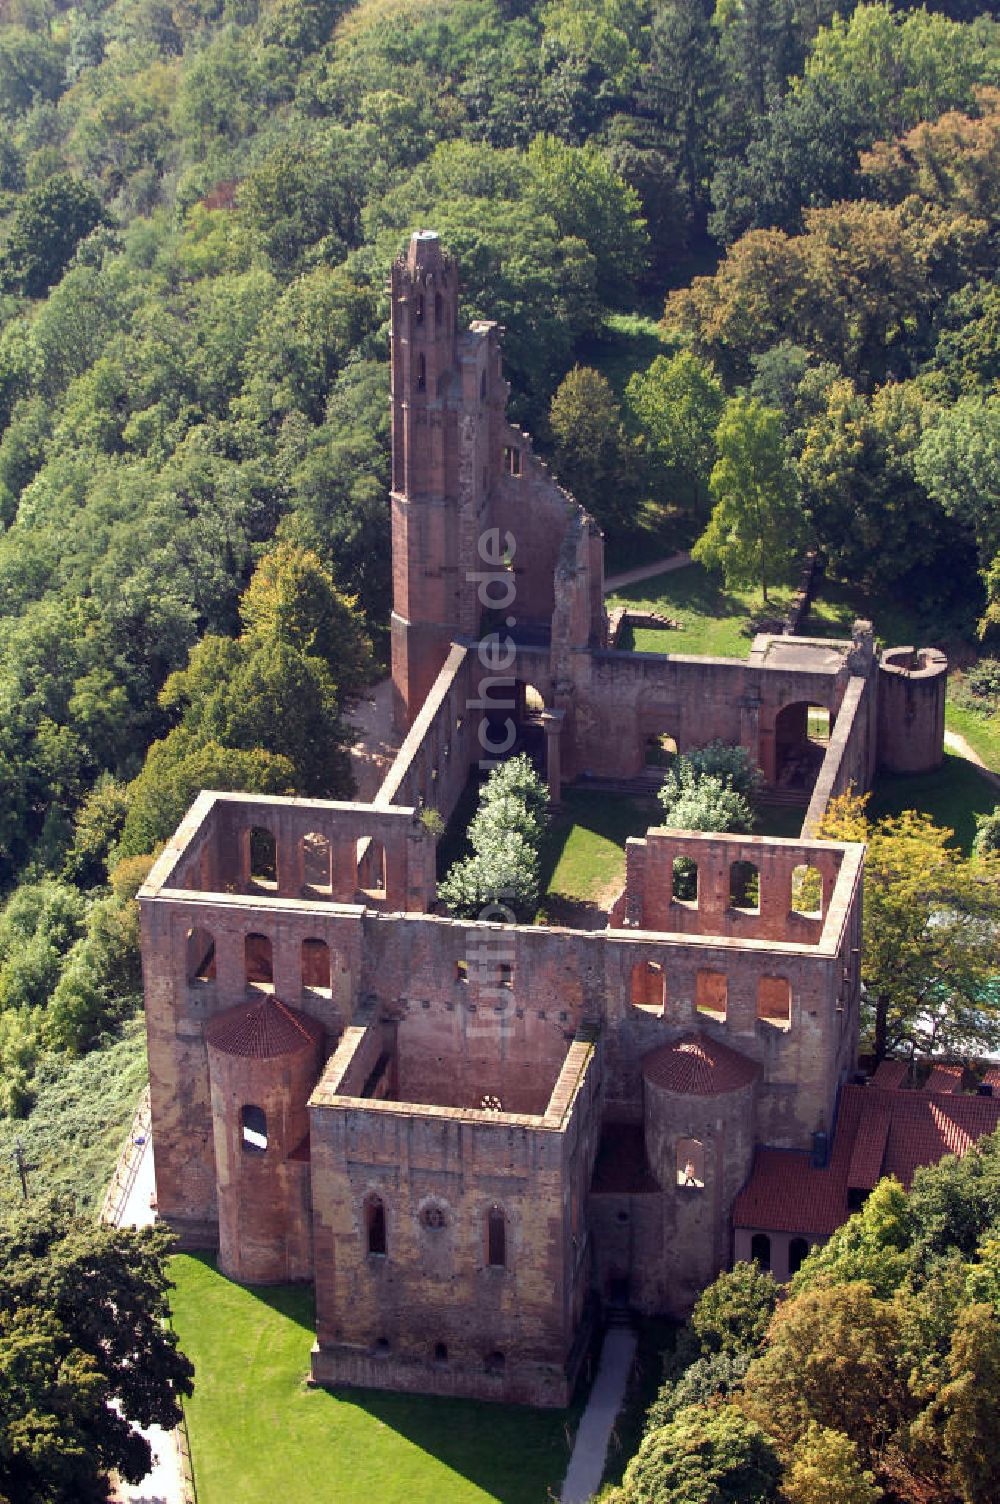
877,645,948,774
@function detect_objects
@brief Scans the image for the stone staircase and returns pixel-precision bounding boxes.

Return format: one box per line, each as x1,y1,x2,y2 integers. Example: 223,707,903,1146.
570,770,668,799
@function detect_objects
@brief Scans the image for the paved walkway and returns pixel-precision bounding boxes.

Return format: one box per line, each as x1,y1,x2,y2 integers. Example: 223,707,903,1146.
603,551,691,594
108,1129,188,1504
944,729,1000,790
560,1327,638,1504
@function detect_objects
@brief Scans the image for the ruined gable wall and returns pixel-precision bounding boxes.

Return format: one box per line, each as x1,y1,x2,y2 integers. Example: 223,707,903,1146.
308,1039,599,1406
140,891,364,1244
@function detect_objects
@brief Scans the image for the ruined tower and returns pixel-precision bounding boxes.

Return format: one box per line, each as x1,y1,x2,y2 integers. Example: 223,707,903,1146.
389,230,506,732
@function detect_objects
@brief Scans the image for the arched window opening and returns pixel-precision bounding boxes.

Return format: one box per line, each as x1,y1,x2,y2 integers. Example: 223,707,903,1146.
302,938,331,994
302,831,331,891
416,352,426,391
503,445,521,477
631,960,666,1015
480,369,486,401
788,1236,810,1276
366,1196,387,1256
434,1341,448,1364
249,827,277,887
357,838,387,897
241,1104,267,1154
676,1138,705,1189
415,293,424,325
729,860,760,912
750,1232,772,1270
695,969,727,1021
757,975,792,1028
485,1349,506,1376
673,856,698,905
245,932,273,989
790,864,823,917
487,1205,506,1267
644,731,677,768
186,927,216,984
435,292,443,326
774,702,831,790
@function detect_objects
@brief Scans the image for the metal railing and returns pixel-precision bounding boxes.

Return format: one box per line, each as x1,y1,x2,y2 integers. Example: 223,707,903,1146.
100,1085,151,1227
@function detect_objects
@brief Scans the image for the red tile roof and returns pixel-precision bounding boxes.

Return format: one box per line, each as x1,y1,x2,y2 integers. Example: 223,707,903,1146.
847,1096,891,1190
204,996,324,1060
982,1066,1000,1091
642,1032,759,1096
872,1059,908,1089
734,1082,1000,1237
924,1064,964,1094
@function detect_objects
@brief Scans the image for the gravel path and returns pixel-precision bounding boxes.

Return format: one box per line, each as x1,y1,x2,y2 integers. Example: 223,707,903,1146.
603,551,691,594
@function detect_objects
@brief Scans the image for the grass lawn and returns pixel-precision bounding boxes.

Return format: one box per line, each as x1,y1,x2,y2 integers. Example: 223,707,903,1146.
869,751,1000,853
538,790,659,921
170,1254,578,1504
607,562,795,659
576,310,676,400
945,695,1000,774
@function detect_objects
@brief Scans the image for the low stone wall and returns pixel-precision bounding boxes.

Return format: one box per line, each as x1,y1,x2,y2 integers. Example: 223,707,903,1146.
783,552,819,637
375,644,476,826
801,677,869,836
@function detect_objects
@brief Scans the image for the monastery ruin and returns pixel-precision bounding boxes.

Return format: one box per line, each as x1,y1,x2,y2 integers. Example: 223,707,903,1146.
138,231,989,1409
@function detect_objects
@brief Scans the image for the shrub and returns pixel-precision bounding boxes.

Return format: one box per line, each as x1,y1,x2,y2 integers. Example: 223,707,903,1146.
658,763,753,833
439,754,548,922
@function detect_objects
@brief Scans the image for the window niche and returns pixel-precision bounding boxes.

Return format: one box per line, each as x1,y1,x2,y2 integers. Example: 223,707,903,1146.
750,1232,772,1270
788,1236,810,1276
630,960,666,1015
790,864,823,917
302,938,331,995
245,932,273,989
676,1137,705,1189
186,927,216,984
695,968,727,1021
729,860,760,912
357,838,387,898
366,1196,387,1256
248,826,277,888
757,975,792,1029
241,1104,267,1154
302,831,331,892
672,856,698,905
487,1205,506,1268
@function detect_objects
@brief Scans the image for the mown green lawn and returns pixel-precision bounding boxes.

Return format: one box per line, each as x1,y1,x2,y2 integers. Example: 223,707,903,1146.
607,562,796,659
170,1254,578,1504
869,752,999,854
539,790,659,917
945,697,1000,775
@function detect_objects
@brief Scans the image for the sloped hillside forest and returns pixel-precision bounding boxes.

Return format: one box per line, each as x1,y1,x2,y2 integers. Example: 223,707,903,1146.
0,0,998,1185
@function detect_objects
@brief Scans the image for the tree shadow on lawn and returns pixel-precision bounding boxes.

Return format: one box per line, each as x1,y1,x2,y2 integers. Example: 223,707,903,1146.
869,753,1000,854
335,1385,581,1504
611,562,751,621
178,1255,579,1504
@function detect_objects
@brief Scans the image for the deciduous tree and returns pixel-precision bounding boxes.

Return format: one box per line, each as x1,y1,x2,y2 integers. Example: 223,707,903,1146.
693,396,804,601
817,794,1000,1058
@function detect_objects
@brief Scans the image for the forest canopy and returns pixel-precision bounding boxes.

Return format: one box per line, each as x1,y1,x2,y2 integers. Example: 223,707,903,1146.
0,0,997,1116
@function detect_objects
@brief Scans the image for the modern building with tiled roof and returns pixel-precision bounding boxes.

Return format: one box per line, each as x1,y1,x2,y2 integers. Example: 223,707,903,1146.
734,1074,1000,1279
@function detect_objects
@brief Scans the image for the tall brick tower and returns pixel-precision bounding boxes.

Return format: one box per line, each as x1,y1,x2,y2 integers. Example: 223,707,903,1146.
389,230,503,732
